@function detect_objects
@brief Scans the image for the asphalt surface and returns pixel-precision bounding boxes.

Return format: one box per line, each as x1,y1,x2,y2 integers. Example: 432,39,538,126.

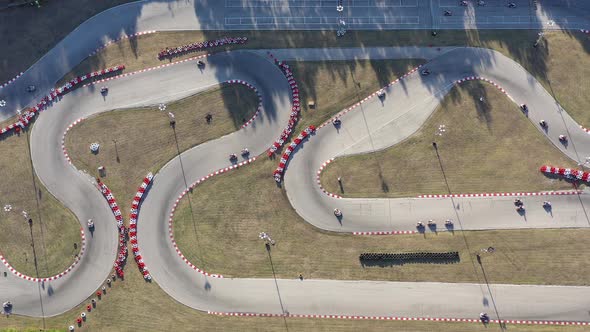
1,0,590,325
1,0,589,119
1,46,588,323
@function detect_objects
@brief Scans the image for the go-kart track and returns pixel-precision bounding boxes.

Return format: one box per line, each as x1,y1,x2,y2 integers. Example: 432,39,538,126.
1,0,590,328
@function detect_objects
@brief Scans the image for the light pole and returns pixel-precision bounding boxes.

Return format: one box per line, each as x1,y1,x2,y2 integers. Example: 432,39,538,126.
336,1,346,37
259,232,275,249
534,31,544,48
112,139,120,163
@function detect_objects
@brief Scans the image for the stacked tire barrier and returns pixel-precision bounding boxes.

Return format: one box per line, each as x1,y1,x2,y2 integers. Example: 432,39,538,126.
359,252,460,264
129,173,154,281
267,53,302,155
96,179,127,278
158,37,248,59
273,126,316,182
0,65,125,137
540,165,590,182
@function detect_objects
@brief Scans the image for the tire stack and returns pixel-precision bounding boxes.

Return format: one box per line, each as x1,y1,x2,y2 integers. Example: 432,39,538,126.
359,252,460,265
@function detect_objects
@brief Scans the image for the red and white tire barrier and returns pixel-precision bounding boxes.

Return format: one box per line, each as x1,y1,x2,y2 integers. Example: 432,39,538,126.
266,53,302,155
273,126,316,182
316,65,424,130
128,173,154,281
417,190,582,199
315,158,342,199
169,157,257,279
158,36,247,59
353,230,417,235
61,118,84,165
96,179,127,278
0,65,124,138
224,79,263,129
89,30,156,57
207,311,590,326
0,72,23,89
0,228,86,282
540,165,590,182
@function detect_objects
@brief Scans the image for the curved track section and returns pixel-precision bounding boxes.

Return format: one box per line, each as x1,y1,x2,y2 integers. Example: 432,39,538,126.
133,47,590,323
285,47,590,234
1,50,289,317
0,0,588,326
2,44,590,324
3,44,590,322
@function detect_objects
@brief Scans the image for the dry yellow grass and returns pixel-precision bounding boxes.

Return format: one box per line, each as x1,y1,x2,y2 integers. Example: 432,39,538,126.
0,128,80,277
171,63,589,285
173,155,590,285
65,83,258,213
320,81,578,198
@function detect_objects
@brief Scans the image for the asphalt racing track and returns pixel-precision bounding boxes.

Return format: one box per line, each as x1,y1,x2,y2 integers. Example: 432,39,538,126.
1,0,590,327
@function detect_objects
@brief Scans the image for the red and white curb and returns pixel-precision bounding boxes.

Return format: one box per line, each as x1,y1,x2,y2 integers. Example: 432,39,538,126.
207,311,590,326
454,76,514,101
0,72,23,89
89,30,156,57
62,118,84,165
317,65,424,130
417,190,583,198
82,53,211,88
224,79,263,129
0,228,86,282
168,157,257,279
316,158,342,199
315,161,416,236
352,230,417,236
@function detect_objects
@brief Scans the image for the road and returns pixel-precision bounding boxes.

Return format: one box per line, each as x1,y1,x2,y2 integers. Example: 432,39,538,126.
1,0,588,120
0,46,587,324
0,0,590,327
